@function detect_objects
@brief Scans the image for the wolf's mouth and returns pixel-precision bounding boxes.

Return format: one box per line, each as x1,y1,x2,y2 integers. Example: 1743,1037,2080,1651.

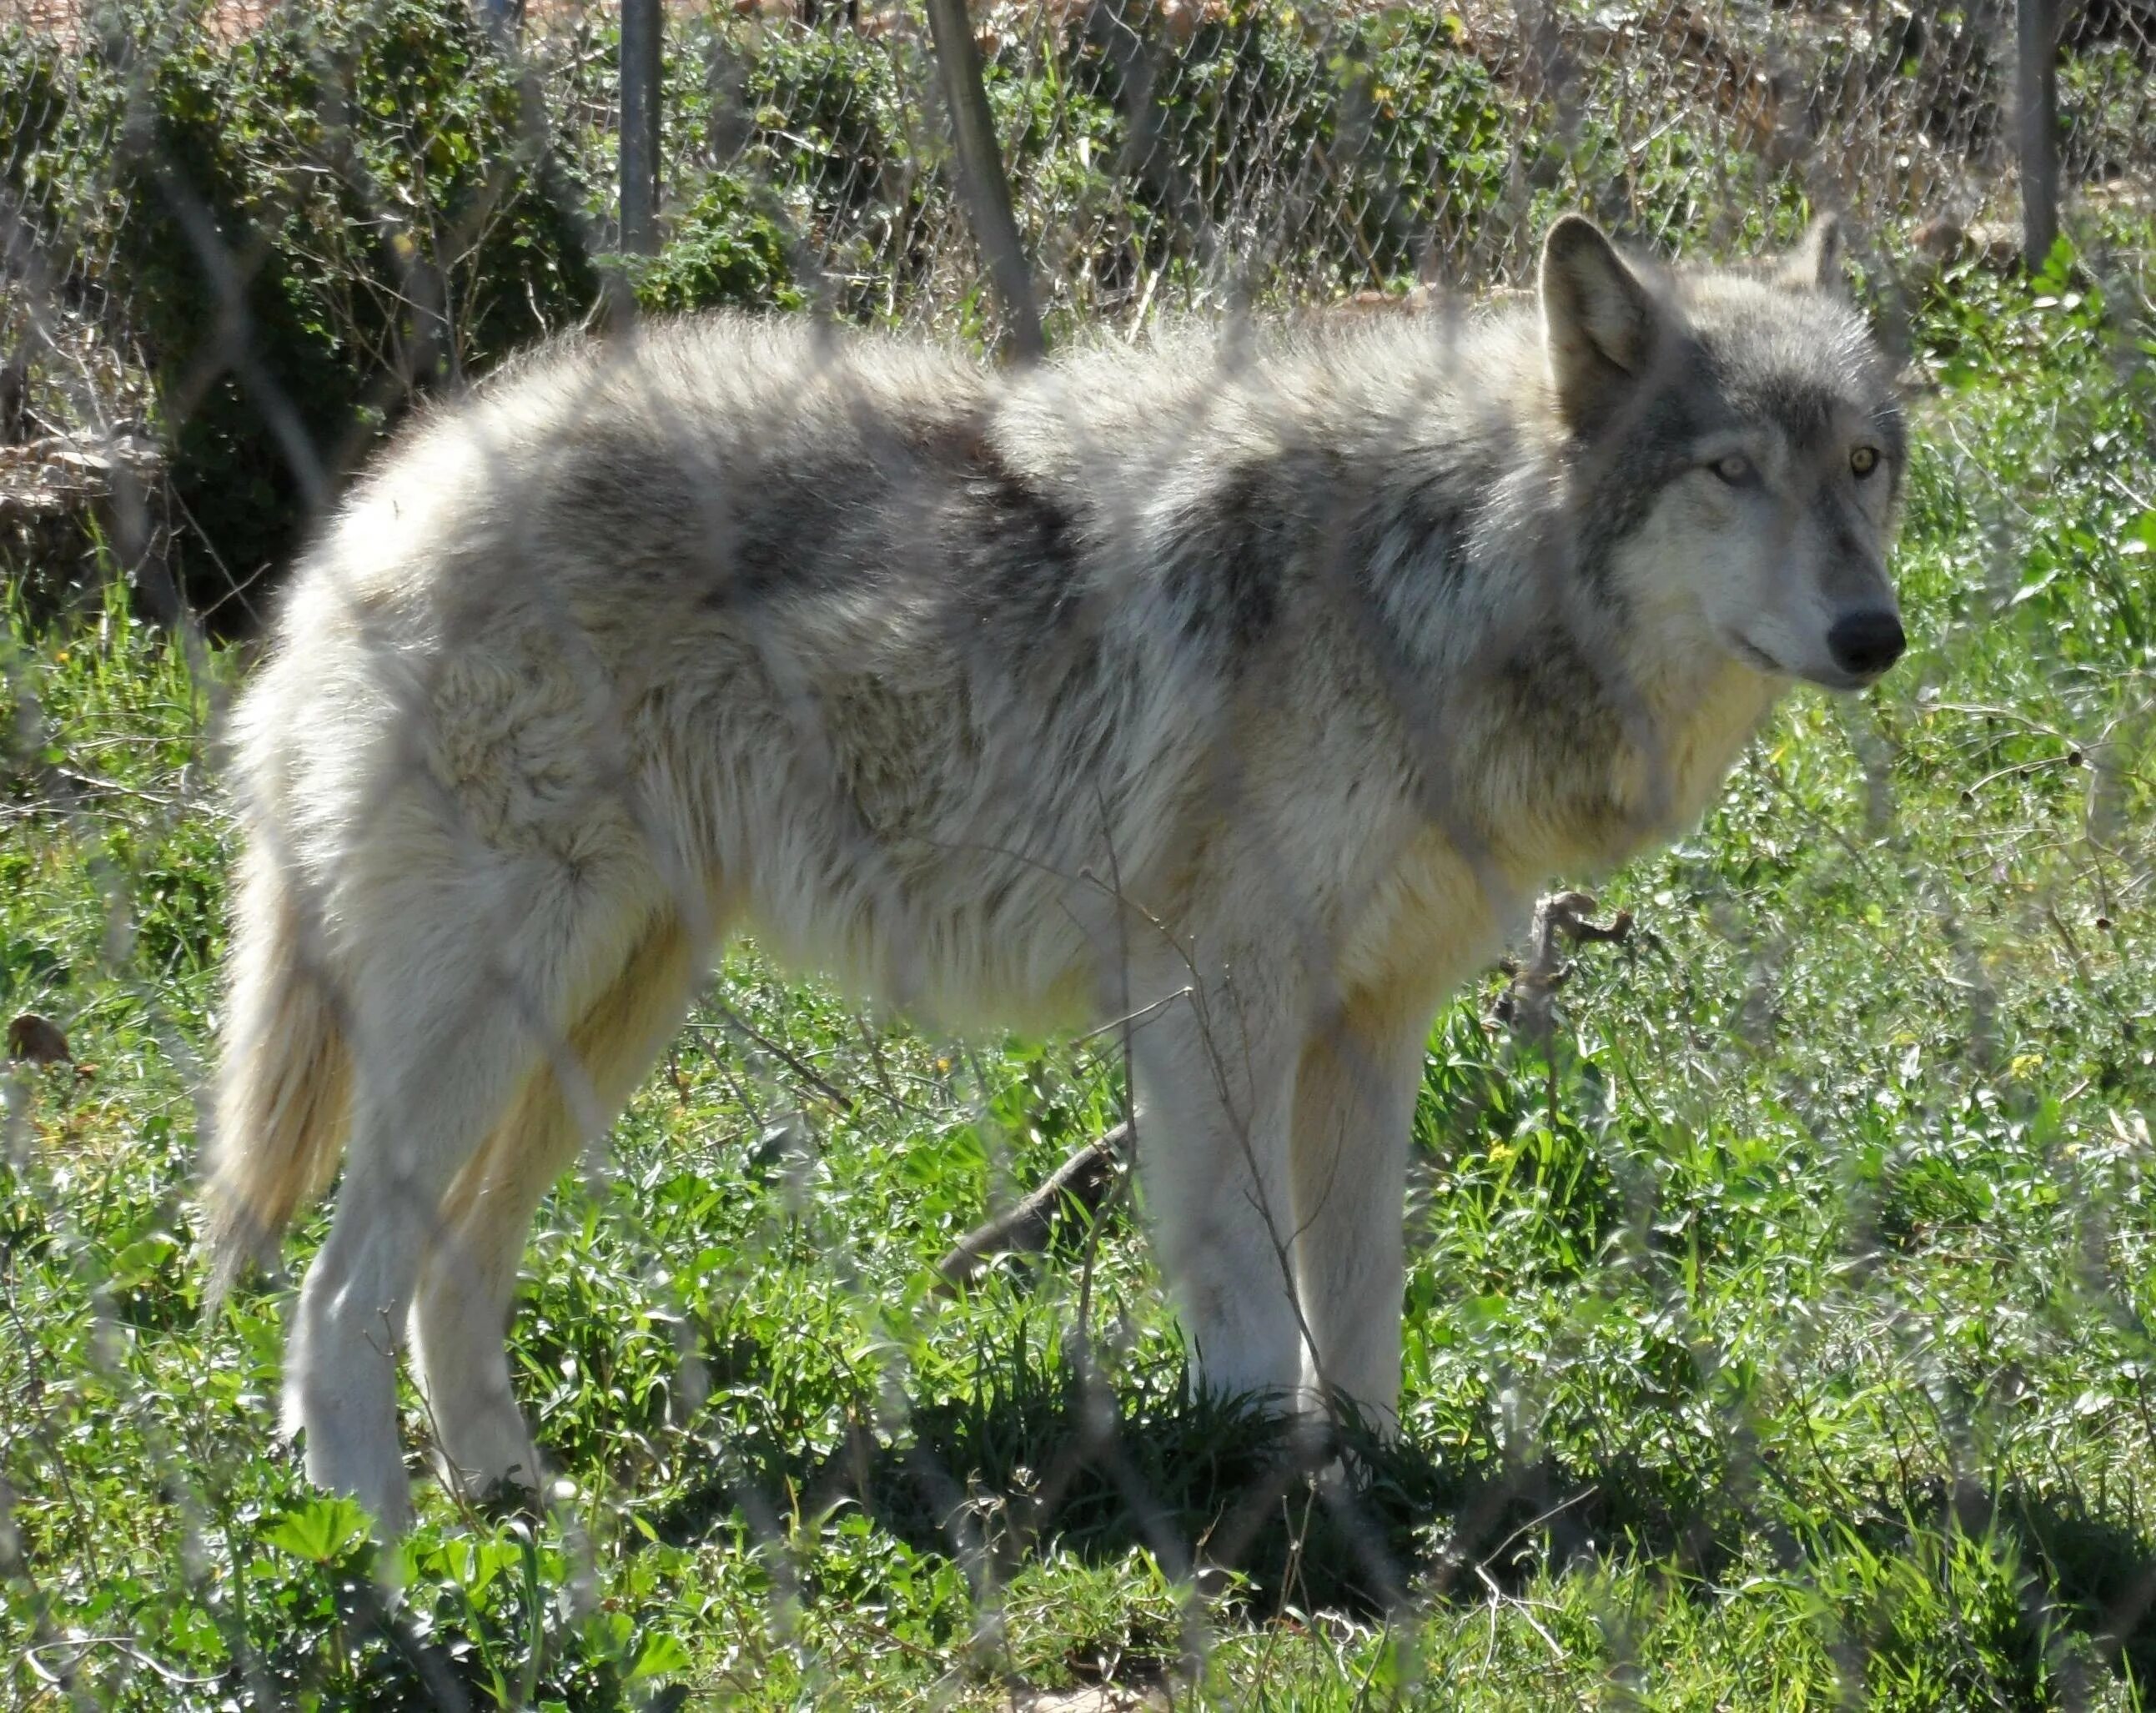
1724,632,1787,676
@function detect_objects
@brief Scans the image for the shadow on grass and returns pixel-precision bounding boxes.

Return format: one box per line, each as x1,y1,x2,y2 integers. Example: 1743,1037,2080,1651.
651,1370,1617,1605
649,1364,2156,1690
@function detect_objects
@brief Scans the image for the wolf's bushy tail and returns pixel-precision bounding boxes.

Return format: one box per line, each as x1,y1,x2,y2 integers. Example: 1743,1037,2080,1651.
204,838,351,1308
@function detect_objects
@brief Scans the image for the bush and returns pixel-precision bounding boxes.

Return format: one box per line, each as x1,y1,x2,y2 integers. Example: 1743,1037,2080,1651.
616,173,801,316
1008,3,1509,297
101,0,601,623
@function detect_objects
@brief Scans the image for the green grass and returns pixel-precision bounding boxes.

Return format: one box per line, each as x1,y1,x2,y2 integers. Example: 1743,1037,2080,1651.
3,247,2154,1710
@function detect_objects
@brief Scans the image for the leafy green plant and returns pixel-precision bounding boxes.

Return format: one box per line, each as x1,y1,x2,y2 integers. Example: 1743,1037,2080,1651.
615,173,801,315
98,0,600,620
2,38,2155,1708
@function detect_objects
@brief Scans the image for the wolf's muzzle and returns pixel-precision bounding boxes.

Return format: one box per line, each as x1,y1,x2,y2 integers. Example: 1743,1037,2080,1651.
1827,610,1906,679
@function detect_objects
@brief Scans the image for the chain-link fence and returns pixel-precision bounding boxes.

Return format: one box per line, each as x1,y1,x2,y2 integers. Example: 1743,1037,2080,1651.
7,0,2153,615
3,1,2155,1708
597,0,2156,313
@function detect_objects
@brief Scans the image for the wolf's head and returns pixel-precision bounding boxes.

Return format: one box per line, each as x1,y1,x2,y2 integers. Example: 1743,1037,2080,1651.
1540,214,1907,693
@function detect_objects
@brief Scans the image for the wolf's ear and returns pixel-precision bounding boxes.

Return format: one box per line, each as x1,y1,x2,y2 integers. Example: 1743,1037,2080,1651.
1777,213,1849,294
1540,215,1660,435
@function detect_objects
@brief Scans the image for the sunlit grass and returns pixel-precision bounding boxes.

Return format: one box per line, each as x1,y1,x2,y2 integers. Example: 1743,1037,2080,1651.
1,251,2153,1709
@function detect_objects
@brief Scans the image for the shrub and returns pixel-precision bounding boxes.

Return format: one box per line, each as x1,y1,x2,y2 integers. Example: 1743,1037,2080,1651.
102,0,601,623
617,173,801,315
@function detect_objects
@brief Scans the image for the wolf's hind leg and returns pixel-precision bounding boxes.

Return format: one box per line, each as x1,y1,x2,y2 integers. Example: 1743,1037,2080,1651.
1288,995,1430,1437
410,913,704,1499
284,852,659,1532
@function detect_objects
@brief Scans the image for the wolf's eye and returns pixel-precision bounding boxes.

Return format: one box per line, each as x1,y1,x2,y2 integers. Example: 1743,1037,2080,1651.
1710,453,1756,486
1850,445,1880,479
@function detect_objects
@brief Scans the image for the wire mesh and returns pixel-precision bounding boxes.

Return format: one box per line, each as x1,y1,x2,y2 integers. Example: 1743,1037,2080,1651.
0,0,2153,1708
530,0,2147,329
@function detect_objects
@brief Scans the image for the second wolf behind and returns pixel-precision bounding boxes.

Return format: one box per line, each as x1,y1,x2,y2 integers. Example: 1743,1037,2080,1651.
207,214,1908,1531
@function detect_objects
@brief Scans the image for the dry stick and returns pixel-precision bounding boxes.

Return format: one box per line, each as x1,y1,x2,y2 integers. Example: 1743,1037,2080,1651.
1495,891,1631,1028
701,1002,857,1121
936,1120,1130,1289
1494,891,1633,1133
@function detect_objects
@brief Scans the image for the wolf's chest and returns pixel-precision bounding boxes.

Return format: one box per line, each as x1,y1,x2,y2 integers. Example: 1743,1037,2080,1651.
1333,662,1775,1004
1601,664,1781,860
1334,828,1521,1010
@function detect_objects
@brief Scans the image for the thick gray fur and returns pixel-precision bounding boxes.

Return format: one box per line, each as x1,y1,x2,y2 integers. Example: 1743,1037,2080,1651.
205,215,1907,1530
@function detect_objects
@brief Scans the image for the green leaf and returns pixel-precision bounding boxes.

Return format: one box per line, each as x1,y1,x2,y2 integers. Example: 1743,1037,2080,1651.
106,1233,178,1288
266,1496,372,1565
626,1630,691,1683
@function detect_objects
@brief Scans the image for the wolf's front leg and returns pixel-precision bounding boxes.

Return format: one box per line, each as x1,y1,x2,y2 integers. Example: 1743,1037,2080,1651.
1288,994,1433,1434
1128,960,1310,1409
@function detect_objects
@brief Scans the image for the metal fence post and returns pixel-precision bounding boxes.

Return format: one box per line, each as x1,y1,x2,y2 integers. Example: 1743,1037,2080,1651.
620,0,662,254
922,0,1044,361
2017,0,2059,270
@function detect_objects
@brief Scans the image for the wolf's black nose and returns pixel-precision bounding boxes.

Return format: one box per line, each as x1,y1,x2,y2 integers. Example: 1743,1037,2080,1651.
1828,610,1905,677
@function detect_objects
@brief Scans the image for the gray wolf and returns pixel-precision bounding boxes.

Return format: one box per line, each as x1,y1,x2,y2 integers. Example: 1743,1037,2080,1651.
205,214,1907,1531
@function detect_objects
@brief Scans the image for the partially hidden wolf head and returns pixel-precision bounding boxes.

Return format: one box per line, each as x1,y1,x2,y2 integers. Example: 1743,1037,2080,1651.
1540,213,1907,693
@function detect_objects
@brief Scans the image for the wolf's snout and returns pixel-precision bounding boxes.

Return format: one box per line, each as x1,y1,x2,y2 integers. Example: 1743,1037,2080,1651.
1827,610,1905,678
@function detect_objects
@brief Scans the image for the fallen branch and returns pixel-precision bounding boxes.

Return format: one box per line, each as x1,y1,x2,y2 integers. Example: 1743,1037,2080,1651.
1490,889,1632,1044
936,1121,1130,1289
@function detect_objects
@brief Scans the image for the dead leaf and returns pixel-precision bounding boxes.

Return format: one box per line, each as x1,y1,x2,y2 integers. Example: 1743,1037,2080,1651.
1014,1690,1170,1712
8,1013,73,1067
